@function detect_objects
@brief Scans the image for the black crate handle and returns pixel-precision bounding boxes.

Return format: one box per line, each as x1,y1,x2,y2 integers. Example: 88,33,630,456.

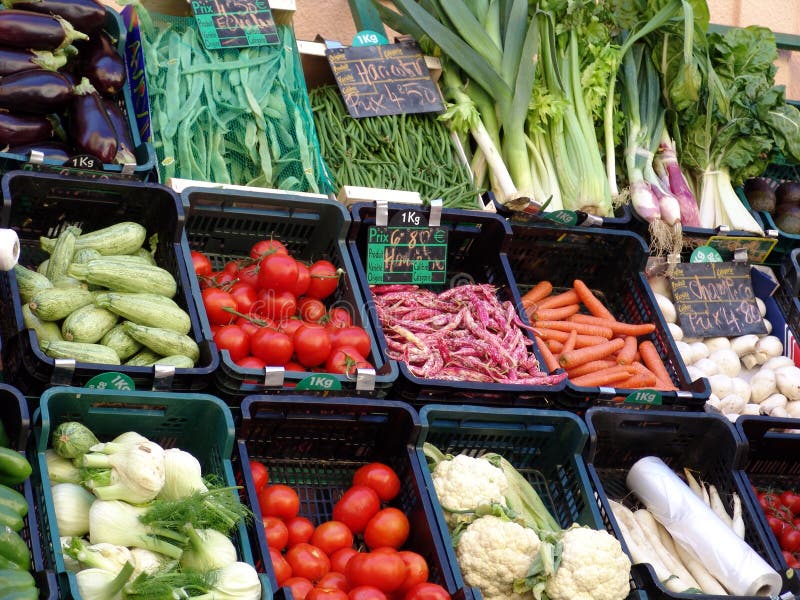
781,248,800,296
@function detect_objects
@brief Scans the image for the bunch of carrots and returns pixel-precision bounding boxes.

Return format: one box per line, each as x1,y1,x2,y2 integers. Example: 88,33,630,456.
522,279,677,391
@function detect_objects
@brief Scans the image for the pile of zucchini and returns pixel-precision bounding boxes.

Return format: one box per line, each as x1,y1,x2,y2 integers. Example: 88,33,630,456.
14,221,199,368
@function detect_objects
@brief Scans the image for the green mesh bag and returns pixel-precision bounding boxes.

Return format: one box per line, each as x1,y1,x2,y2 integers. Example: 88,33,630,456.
136,7,334,193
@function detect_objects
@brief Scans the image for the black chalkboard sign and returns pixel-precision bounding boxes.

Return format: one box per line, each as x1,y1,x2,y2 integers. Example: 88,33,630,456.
191,0,279,49
366,209,448,285
670,262,767,338
326,42,444,118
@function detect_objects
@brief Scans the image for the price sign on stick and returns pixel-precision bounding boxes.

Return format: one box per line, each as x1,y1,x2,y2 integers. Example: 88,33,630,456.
366,209,448,285
669,262,767,338
191,0,279,49
326,41,444,118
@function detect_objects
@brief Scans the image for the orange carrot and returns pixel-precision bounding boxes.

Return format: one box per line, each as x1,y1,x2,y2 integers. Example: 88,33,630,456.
568,314,656,336
566,359,618,378
521,281,553,308
546,339,564,354
559,338,625,369
535,337,561,373
535,329,610,348
532,304,580,322
616,336,638,365
570,365,636,387
562,329,578,355
638,341,673,387
573,279,616,320
533,320,613,339
618,371,658,389
537,289,579,310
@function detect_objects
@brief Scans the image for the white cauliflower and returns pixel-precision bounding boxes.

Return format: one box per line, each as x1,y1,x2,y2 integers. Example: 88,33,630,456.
431,454,509,526
545,525,631,600
456,515,540,600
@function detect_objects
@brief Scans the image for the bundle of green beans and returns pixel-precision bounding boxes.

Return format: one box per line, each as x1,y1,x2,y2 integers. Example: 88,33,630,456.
310,85,481,209
137,9,333,193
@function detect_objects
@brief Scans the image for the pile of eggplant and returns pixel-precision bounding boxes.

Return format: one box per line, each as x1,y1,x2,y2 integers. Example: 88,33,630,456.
0,0,136,165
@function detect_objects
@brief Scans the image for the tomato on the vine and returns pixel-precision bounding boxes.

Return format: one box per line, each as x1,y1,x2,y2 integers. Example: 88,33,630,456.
251,328,294,366
298,297,327,323
251,239,288,259
782,491,800,515
310,521,354,556
223,260,239,275
249,461,268,493
292,262,311,297
237,262,260,288
345,552,406,593
333,485,381,534
364,508,410,550
202,288,236,325
214,325,249,361
306,260,340,300
330,327,371,358
279,318,305,338
353,463,401,503
294,324,332,368
768,514,787,537
259,253,299,293
782,527,800,553
258,290,298,322
262,516,289,550
326,347,366,377
191,251,213,277
286,543,331,582
326,307,352,329
230,282,258,314
259,484,300,520
403,583,451,600
235,316,261,338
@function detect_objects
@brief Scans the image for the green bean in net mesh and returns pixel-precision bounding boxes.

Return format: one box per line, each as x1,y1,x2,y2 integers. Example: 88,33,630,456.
309,85,482,209
136,7,334,193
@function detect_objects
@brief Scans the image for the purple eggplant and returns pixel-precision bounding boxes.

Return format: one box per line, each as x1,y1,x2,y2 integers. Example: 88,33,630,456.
81,30,125,97
0,70,74,114
0,10,88,52
2,0,106,33
0,111,53,146
5,141,72,161
68,77,116,162
0,46,67,75
101,98,135,163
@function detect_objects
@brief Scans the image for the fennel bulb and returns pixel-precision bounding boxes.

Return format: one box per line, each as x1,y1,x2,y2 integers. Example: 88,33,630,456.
52,482,95,537
88,500,186,559
82,439,166,504
53,421,99,459
46,449,82,484
61,537,81,572
159,448,208,501
207,561,261,600
129,548,169,578
65,538,132,573
75,561,134,600
180,525,237,572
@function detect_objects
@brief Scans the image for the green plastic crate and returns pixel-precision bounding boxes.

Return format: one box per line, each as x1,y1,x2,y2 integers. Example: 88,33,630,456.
746,160,800,266
30,386,270,600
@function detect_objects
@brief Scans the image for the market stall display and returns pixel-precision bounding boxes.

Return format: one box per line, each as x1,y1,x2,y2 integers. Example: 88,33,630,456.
0,5,156,179
0,171,218,395
743,164,800,266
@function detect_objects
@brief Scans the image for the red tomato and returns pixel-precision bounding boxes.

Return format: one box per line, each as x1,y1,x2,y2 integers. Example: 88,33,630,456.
317,571,349,593
234,316,260,338
285,577,314,600
307,588,348,600
202,288,237,325
258,290,298,322
292,262,311,297
294,324,333,368
364,508,410,550
306,260,341,300
782,491,800,516
263,516,289,550
353,463,400,503
259,484,300,520
403,583,451,600
286,543,331,582
230,282,259,314
214,325,250,361
326,307,353,329
286,516,315,547
330,547,358,574
223,260,239,275
783,550,795,565
259,254,299,293
251,328,294,366
285,361,307,372
269,547,292,585
299,297,328,323
238,263,260,288
397,551,429,595
251,239,288,259
333,485,381,534
782,527,800,553
349,587,388,600
760,492,780,511
237,356,267,371
311,521,354,557
330,327,371,358
213,271,237,286
326,346,366,377
279,318,305,338
249,461,269,493
191,251,213,277
345,552,406,593
768,515,787,537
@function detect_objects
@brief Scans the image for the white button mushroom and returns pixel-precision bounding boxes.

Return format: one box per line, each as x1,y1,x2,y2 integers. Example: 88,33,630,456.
730,377,751,403
693,358,720,377
755,336,784,359
776,366,800,401
762,356,796,371
750,369,778,404
654,293,677,324
759,393,788,415
708,348,741,378
675,341,694,366
708,374,734,399
667,322,684,342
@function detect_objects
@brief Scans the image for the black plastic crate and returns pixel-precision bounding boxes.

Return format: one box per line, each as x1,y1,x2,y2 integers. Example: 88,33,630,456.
347,202,567,407
0,384,57,600
415,404,641,600
775,248,800,346
492,197,633,229
180,187,398,400
235,395,469,600
0,8,157,182
506,224,709,408
0,171,218,395
734,416,800,587
585,407,790,600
